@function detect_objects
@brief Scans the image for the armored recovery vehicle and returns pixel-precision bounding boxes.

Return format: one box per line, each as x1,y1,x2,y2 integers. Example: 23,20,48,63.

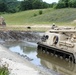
37,26,76,63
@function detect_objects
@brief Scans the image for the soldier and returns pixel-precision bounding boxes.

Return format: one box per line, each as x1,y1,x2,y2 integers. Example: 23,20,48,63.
51,23,56,29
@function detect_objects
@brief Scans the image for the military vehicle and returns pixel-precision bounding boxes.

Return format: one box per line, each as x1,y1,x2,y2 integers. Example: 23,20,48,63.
37,26,76,63
37,50,76,75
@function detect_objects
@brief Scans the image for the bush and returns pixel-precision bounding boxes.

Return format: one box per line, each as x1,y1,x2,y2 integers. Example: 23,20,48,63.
39,10,43,15
33,13,37,17
0,66,9,75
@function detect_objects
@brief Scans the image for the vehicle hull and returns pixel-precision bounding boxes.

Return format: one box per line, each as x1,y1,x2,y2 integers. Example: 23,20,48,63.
37,42,75,63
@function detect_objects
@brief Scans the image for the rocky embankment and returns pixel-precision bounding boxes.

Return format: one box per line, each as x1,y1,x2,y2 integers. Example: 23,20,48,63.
0,30,41,42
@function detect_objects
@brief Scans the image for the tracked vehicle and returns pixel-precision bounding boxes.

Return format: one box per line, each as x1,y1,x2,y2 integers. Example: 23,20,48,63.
37,26,76,63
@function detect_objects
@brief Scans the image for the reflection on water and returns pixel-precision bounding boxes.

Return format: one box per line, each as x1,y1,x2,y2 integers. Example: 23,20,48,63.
2,41,41,65
2,41,76,75
37,50,76,75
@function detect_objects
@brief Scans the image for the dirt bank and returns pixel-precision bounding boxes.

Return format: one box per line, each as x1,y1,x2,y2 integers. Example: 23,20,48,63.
0,31,41,42
0,44,53,75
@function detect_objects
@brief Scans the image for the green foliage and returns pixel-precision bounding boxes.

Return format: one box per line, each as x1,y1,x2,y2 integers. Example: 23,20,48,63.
20,0,32,11
0,0,20,13
55,0,76,8
20,0,50,11
50,2,57,8
42,2,49,8
39,10,43,15
1,8,76,26
1,0,76,13
0,66,9,75
7,1,20,13
69,0,76,8
34,13,37,17
33,10,43,18
55,2,66,8
0,2,7,12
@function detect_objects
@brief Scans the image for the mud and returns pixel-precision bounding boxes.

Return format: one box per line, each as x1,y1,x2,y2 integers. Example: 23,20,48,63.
0,30,41,42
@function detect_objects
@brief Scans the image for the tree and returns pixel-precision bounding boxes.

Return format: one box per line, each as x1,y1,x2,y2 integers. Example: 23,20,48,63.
0,2,7,12
50,2,57,8
20,0,49,11
6,0,20,13
41,2,49,8
55,2,66,8
55,0,76,8
55,0,69,8
32,0,43,9
0,0,20,13
0,0,50,13
63,0,69,7
69,0,76,8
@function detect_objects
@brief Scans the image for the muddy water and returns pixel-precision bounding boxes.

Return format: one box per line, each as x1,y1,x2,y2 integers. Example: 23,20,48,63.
1,41,76,75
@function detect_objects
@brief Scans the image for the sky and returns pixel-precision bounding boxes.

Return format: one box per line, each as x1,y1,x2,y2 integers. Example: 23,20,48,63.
43,0,59,3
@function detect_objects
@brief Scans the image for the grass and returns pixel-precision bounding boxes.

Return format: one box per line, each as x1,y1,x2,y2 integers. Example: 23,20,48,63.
0,66,9,75
1,9,49,25
0,26,50,32
1,8,76,26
